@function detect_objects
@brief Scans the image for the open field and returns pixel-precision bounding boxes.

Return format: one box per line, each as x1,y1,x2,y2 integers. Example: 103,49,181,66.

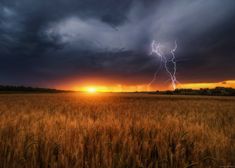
0,93,234,168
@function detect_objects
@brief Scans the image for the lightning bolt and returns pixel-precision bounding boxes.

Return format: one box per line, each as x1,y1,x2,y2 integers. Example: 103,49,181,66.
149,40,178,90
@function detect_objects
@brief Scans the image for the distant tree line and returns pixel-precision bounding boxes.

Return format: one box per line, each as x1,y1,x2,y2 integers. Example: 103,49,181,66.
152,87,235,96
0,85,69,93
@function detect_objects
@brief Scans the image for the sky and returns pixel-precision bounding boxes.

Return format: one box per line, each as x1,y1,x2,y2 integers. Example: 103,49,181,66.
0,0,235,91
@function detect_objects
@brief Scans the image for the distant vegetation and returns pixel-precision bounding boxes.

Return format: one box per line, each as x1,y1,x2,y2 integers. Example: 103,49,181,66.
152,87,235,96
0,85,69,93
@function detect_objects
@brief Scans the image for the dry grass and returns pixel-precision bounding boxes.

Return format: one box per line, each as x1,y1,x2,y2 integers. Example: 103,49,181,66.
0,93,234,168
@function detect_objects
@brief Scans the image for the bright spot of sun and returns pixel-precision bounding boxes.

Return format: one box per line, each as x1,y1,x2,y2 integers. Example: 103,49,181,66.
87,87,97,93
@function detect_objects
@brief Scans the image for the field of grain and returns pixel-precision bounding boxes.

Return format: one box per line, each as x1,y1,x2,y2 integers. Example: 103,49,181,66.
0,93,234,168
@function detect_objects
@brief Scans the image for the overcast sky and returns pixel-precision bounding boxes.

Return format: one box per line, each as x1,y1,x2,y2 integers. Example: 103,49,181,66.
0,0,235,88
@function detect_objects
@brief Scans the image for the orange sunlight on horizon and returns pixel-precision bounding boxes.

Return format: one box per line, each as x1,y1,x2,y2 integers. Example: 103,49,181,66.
73,84,152,93
177,80,235,90
68,80,235,92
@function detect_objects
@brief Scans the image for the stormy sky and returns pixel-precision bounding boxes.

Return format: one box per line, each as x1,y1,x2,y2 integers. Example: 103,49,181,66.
1,0,235,89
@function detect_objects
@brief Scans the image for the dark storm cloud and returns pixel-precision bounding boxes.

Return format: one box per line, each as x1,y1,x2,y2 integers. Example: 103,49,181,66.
0,0,235,87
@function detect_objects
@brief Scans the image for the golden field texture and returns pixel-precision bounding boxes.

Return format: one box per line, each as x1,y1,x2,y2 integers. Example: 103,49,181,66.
0,93,234,168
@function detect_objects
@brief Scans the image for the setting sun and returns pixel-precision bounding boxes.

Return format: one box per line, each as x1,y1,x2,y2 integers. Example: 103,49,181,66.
87,87,97,93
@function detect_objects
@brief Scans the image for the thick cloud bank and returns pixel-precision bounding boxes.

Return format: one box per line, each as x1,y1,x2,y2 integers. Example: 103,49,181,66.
0,0,235,86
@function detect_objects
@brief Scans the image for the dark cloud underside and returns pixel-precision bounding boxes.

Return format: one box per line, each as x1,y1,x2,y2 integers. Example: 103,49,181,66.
0,0,235,87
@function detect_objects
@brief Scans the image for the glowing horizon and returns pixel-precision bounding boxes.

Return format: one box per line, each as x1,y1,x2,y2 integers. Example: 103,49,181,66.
65,80,235,92
177,80,235,90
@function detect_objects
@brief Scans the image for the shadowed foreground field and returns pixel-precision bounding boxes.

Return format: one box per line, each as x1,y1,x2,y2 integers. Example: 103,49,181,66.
0,93,234,168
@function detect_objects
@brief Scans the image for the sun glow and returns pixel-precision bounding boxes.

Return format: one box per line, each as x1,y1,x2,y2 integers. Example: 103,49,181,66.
87,87,97,93
69,80,235,93
74,84,151,93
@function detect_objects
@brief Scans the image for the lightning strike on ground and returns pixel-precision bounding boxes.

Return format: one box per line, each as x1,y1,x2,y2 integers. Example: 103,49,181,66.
149,40,178,90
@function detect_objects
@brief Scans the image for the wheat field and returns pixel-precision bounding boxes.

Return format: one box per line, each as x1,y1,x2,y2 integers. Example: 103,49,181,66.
0,93,234,168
